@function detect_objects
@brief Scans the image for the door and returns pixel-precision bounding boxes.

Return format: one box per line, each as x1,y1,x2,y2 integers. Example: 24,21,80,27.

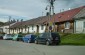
38,33,47,43
37,25,39,33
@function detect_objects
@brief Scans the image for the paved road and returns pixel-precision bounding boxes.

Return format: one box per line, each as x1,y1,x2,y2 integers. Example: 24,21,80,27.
0,40,85,55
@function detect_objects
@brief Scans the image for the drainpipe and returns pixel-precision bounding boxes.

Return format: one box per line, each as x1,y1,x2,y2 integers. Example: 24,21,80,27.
73,20,76,33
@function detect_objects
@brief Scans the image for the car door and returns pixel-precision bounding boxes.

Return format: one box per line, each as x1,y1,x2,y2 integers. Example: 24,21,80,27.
38,33,47,43
13,34,18,40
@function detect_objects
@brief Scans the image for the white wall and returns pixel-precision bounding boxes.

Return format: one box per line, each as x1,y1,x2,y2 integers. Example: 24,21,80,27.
75,19,85,33
29,25,46,33
39,25,46,33
0,22,16,34
9,25,46,34
0,26,9,34
29,25,37,33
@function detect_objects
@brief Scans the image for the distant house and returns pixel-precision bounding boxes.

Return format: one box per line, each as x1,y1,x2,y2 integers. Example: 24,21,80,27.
9,6,85,34
0,22,4,33
0,21,16,34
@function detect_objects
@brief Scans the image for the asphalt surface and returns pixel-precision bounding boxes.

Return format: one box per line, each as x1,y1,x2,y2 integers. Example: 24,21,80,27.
0,40,85,55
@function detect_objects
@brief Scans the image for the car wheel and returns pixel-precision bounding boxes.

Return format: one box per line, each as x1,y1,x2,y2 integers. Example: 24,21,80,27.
56,42,60,45
35,40,38,44
28,39,31,43
46,41,50,46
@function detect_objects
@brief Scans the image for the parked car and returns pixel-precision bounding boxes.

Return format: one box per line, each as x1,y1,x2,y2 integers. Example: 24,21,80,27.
3,34,13,40
22,34,36,43
12,34,23,41
35,32,61,45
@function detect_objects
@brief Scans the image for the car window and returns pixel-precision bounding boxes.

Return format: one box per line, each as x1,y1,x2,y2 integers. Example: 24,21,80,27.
32,35,36,37
18,34,22,37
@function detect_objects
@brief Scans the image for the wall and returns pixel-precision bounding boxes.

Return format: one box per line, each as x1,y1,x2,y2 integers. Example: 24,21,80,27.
39,25,46,33
75,19,85,33
56,21,74,33
9,25,46,34
0,26,9,34
29,25,37,33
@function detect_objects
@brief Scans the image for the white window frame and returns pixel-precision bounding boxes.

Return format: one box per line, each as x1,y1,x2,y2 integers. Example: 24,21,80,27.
65,22,70,29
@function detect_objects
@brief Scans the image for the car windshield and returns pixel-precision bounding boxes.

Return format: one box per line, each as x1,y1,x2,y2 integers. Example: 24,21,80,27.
51,33,59,37
39,34,43,37
6,34,12,37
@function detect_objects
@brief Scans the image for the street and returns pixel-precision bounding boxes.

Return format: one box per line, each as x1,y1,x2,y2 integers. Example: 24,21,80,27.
0,40,85,55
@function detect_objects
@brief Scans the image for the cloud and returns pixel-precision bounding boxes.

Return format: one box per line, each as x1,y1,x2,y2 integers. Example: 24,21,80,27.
0,18,8,22
0,8,28,17
0,0,85,22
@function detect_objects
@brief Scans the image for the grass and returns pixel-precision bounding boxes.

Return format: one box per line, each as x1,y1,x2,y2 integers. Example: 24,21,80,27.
60,33,85,45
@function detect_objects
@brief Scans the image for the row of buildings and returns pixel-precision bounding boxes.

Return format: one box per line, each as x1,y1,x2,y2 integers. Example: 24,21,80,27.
0,6,85,34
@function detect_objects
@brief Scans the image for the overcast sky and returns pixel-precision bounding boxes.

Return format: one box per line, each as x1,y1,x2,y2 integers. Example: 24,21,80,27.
0,0,85,22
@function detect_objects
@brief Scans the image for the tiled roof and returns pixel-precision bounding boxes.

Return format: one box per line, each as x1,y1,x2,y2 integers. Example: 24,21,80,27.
52,6,85,23
10,16,49,28
74,8,85,19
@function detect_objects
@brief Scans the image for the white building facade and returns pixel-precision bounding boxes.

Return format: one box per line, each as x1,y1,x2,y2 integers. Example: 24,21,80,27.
10,25,46,34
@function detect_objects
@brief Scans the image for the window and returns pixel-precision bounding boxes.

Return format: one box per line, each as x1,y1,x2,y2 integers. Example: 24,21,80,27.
65,22,70,29
32,26,34,30
41,25,44,30
83,22,85,28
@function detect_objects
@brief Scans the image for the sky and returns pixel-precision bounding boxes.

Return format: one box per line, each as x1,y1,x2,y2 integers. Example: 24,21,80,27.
0,0,85,22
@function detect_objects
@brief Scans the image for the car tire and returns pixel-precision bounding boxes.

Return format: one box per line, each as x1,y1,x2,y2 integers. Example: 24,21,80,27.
56,42,60,45
35,40,38,44
46,41,50,46
28,39,31,43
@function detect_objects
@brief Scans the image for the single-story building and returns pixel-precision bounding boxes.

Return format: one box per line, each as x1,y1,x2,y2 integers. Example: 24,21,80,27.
0,21,16,34
9,6,85,34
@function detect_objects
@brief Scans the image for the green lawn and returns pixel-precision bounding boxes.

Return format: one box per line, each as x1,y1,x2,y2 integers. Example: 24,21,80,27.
60,33,85,45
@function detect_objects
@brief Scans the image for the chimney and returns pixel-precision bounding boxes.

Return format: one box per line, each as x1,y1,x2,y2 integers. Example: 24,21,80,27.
69,8,71,10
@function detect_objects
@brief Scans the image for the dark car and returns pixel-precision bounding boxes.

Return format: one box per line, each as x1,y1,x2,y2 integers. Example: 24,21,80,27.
35,32,61,45
22,34,36,43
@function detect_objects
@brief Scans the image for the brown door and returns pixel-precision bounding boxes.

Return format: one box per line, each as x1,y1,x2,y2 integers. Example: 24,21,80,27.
37,25,39,33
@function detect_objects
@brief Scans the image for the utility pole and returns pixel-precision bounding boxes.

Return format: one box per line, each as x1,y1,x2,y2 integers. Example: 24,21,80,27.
48,0,56,32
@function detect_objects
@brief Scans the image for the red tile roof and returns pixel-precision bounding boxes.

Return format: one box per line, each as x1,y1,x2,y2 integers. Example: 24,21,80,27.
52,6,85,22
